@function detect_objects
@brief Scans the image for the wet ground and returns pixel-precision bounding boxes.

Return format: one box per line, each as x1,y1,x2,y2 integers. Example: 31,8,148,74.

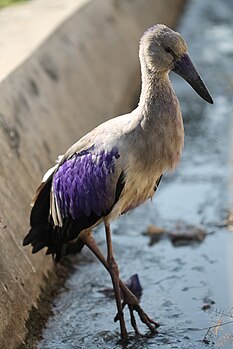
37,0,233,348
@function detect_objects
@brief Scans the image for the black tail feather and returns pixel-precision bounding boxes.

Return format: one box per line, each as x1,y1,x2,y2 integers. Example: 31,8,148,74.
30,179,52,226
23,178,53,255
24,174,104,261
32,239,48,254
23,176,83,261
23,224,47,246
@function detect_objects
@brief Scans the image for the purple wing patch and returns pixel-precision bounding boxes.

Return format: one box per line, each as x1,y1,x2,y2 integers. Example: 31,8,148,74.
53,147,120,220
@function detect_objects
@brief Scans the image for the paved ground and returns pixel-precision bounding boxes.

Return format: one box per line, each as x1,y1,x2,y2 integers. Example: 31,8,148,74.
36,0,233,348
0,0,88,81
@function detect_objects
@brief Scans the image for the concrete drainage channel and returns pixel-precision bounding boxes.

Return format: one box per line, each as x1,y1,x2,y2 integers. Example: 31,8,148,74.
34,0,233,348
0,0,185,348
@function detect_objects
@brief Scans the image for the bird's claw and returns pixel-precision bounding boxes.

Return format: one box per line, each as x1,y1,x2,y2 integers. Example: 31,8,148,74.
134,304,160,333
114,301,159,335
128,304,140,335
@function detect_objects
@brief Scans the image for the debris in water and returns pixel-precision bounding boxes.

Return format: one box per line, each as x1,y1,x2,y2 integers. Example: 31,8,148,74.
202,304,212,311
145,220,207,246
202,297,215,311
144,225,167,245
125,274,143,299
170,221,206,246
100,274,143,300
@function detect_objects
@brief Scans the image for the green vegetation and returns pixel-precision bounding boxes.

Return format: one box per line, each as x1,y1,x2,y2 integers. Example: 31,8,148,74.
0,0,27,9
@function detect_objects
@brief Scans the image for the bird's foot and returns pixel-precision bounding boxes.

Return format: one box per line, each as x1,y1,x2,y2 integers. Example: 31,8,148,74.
128,303,160,334
115,303,159,335
115,283,160,335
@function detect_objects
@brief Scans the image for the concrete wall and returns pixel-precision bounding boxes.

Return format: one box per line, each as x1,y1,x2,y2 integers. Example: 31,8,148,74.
0,0,185,347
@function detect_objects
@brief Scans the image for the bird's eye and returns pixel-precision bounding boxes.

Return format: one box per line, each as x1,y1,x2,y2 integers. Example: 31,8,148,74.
165,47,173,54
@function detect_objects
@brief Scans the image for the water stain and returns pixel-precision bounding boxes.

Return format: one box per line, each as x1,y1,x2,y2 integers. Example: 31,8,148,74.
28,79,40,97
40,56,59,82
0,113,20,156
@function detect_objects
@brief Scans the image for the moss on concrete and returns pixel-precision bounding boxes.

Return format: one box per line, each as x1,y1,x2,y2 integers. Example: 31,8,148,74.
0,0,27,9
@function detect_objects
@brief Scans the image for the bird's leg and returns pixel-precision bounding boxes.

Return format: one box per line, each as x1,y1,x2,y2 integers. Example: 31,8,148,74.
81,232,139,335
104,223,159,333
81,232,159,336
104,221,128,340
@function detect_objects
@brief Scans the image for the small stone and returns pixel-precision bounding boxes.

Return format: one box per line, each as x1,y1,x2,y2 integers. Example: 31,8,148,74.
202,304,211,311
144,225,167,245
169,220,206,247
225,211,233,231
145,225,167,235
202,338,210,345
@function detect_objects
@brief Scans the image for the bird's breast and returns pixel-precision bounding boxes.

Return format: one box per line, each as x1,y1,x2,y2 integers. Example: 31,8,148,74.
108,101,184,221
109,167,160,220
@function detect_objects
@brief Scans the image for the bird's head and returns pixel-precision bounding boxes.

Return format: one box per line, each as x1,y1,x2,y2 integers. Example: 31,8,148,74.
140,24,213,104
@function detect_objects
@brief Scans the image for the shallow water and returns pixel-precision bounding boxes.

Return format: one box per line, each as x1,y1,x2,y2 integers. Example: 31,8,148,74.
37,0,233,348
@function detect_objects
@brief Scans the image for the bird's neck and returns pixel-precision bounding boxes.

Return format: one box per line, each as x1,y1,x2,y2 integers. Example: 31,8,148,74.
137,67,179,121
133,66,184,172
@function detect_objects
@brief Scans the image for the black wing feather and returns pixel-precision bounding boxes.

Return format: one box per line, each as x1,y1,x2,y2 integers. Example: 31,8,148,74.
23,171,125,261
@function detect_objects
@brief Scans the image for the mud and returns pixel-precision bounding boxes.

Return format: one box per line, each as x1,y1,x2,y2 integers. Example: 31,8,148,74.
18,259,76,349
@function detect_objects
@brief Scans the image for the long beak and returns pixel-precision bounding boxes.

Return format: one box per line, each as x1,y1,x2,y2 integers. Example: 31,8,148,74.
172,53,213,104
